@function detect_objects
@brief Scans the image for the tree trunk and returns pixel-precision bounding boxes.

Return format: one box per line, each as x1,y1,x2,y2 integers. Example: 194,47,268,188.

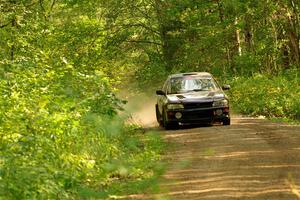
235,17,242,56
280,0,300,67
10,17,16,61
244,15,253,52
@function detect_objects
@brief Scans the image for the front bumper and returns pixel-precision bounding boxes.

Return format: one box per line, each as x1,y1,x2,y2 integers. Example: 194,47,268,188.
166,107,230,124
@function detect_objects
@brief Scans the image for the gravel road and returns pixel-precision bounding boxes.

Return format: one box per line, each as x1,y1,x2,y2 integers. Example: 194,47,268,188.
127,97,300,199
154,117,300,200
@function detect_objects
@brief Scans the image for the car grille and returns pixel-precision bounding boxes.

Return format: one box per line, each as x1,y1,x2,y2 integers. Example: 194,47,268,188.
184,102,212,109
184,109,214,120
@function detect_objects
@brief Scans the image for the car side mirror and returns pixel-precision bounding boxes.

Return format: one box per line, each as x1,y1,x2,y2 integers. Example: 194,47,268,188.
156,90,166,95
222,84,231,90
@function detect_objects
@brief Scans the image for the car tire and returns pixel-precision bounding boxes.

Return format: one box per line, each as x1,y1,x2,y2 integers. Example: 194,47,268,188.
163,110,178,130
155,104,163,126
223,118,231,125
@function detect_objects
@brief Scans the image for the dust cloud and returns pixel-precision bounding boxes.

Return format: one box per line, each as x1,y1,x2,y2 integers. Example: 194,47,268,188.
121,93,158,128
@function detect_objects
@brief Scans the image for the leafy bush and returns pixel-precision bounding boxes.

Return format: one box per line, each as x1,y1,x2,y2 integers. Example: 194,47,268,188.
228,71,300,120
0,61,164,199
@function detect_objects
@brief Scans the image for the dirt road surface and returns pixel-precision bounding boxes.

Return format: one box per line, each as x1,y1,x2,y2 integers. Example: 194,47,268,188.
151,117,300,200
128,98,300,199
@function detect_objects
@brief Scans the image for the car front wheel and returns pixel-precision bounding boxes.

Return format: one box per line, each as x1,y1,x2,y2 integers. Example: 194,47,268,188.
223,118,231,125
155,104,163,126
163,110,178,130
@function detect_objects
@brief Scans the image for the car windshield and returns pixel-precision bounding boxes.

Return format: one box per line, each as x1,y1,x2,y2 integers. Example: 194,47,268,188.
169,76,218,94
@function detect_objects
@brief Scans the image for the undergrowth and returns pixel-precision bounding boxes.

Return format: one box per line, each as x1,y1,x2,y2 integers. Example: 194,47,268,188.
0,118,165,199
228,70,300,121
0,62,165,199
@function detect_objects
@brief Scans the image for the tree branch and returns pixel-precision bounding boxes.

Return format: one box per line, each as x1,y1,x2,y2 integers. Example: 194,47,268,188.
125,39,162,46
0,22,11,28
39,0,45,12
125,22,160,35
50,0,56,11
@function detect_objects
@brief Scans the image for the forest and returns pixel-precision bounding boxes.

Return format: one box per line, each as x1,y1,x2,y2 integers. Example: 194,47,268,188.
0,0,299,199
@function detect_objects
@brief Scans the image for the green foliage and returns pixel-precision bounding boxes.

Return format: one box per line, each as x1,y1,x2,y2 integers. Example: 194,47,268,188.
0,0,299,197
229,70,300,120
100,0,299,88
0,59,164,198
233,53,261,76
0,1,165,199
135,61,168,89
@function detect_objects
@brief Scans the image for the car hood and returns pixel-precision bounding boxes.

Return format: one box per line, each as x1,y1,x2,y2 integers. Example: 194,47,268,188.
167,90,226,103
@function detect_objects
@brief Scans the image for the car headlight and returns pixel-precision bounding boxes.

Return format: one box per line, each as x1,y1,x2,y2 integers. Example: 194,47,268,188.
167,103,184,110
213,99,228,107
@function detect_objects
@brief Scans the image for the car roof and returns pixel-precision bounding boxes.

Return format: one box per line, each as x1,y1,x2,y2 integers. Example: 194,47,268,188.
169,72,213,79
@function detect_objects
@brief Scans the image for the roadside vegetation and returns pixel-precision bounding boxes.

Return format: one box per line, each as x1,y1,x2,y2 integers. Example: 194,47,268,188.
229,70,300,121
0,1,164,199
0,0,299,199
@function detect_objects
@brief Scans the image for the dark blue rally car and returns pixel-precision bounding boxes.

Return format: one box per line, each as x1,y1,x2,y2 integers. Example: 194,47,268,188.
155,72,230,129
